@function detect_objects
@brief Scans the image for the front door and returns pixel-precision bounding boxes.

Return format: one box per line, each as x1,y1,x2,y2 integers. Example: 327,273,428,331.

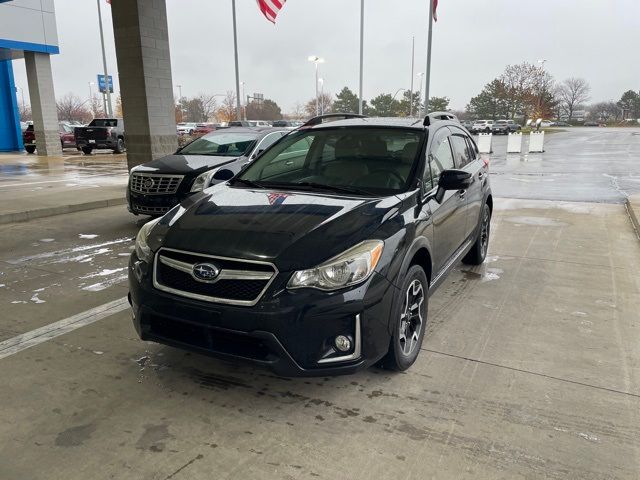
425,127,467,274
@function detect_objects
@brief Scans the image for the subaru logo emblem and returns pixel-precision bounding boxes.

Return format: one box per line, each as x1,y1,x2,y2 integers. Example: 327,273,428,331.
143,178,155,189
192,263,220,282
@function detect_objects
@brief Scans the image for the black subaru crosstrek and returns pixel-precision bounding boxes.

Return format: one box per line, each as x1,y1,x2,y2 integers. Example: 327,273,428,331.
129,115,492,376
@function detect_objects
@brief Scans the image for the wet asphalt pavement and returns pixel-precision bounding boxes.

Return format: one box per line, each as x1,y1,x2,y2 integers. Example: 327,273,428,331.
486,127,640,203
1,129,640,479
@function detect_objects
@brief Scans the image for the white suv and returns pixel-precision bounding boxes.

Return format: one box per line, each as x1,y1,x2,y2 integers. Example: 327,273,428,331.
471,120,494,134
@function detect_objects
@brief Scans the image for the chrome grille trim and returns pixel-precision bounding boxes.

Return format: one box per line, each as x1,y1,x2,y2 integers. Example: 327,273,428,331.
153,247,278,307
130,173,183,195
132,205,171,215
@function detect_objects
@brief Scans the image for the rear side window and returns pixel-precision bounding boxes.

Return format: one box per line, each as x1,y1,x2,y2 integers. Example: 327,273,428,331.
450,135,471,168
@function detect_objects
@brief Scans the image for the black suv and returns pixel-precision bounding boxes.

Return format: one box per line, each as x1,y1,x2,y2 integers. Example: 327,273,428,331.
127,128,288,216
129,115,492,376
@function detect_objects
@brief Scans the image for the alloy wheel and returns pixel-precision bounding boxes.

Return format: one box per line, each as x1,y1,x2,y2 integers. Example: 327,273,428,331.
480,208,490,258
398,279,425,356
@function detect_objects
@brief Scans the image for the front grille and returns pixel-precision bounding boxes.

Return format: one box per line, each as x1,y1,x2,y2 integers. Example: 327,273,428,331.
130,173,183,195
153,248,277,306
132,204,171,215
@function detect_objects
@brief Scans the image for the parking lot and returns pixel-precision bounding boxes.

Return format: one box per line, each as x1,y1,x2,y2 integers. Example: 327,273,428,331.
1,128,640,479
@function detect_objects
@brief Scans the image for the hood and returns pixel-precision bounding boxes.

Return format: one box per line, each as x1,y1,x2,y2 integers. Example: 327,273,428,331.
151,185,401,271
133,154,240,175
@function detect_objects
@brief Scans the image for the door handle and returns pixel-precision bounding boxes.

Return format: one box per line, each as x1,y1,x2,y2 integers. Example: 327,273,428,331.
478,171,484,179
458,190,466,199
284,161,294,166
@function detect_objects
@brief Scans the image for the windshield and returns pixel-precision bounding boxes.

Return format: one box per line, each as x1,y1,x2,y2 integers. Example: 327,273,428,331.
179,132,259,156
234,127,424,195
89,119,118,127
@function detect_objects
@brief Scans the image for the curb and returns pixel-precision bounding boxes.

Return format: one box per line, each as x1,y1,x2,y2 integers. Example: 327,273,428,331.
626,194,640,240
0,197,127,225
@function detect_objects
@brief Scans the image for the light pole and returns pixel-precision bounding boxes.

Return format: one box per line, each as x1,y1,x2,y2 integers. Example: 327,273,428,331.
15,86,25,117
241,81,246,120
318,78,325,115
409,36,415,117
308,56,324,116
536,59,547,120
88,82,96,116
175,84,184,122
96,0,113,117
416,72,425,116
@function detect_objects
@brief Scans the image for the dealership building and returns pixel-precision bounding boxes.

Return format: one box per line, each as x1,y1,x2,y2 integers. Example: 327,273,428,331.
0,0,61,154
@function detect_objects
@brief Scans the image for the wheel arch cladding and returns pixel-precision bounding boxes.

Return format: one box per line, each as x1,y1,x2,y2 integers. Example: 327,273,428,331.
409,247,432,285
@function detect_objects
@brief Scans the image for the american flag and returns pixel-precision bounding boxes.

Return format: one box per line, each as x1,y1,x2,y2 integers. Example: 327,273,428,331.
432,0,439,22
267,193,289,206
256,0,287,23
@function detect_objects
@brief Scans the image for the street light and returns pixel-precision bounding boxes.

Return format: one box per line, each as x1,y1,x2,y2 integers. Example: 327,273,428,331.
175,84,184,122
416,72,425,116
88,82,96,116
241,81,247,120
308,56,325,116
318,78,325,115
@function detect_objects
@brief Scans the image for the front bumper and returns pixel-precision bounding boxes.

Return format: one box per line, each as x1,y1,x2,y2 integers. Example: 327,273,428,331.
76,138,116,149
128,253,396,376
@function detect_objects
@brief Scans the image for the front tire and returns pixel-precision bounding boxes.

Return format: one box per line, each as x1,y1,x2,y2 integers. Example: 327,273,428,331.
463,203,491,265
81,146,93,155
380,265,428,371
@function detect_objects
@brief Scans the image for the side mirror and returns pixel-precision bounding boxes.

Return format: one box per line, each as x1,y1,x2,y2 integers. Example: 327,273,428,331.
212,168,234,181
435,169,472,203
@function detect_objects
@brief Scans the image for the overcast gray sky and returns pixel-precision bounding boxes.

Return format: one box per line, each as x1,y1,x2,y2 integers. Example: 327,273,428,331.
11,0,640,113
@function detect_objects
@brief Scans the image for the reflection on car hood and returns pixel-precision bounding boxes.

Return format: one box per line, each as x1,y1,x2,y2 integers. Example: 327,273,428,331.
153,185,401,271
132,154,239,175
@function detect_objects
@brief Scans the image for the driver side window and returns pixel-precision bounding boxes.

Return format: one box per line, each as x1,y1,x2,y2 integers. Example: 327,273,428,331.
425,131,454,189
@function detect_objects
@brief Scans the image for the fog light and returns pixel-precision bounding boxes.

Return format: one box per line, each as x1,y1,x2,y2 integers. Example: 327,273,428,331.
334,335,352,352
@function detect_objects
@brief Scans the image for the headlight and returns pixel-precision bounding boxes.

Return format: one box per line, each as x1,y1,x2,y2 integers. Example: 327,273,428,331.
134,217,161,263
190,169,217,192
287,240,384,291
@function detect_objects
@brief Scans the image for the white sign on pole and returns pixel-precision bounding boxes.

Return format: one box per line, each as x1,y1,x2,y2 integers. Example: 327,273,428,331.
507,132,522,153
477,133,492,153
528,131,545,153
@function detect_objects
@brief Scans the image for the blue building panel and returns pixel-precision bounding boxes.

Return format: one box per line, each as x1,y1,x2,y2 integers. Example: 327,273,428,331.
0,58,23,151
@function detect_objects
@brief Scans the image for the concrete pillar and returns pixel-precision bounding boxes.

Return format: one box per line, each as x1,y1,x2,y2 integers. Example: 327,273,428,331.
110,0,177,170
24,52,62,156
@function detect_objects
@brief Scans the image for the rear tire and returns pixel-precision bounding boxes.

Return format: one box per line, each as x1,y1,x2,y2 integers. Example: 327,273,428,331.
81,146,93,155
463,203,491,265
379,265,428,372
113,137,125,154
25,146,36,154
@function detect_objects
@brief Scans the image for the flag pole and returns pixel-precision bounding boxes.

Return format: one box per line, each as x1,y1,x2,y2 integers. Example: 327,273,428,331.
231,0,242,121
409,36,415,117
423,0,434,117
358,0,364,115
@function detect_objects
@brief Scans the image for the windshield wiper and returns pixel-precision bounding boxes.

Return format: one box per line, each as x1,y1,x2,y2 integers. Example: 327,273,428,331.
264,181,374,196
232,178,265,189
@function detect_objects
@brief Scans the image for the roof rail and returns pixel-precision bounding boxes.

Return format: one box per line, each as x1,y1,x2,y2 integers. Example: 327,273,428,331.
423,111,459,126
300,113,367,128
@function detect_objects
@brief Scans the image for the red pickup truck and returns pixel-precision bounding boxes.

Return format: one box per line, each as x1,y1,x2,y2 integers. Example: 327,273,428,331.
23,123,77,154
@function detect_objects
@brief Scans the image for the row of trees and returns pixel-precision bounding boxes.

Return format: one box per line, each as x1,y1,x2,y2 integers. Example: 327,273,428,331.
175,92,283,123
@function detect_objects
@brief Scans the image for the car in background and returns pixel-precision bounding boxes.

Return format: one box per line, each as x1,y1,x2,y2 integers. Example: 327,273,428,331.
471,120,494,134
491,119,521,135
272,120,297,128
177,122,198,136
192,123,217,137
550,121,571,127
228,120,252,127
127,127,289,216
75,118,126,155
248,120,272,127
23,122,79,154
129,115,492,376
460,120,474,131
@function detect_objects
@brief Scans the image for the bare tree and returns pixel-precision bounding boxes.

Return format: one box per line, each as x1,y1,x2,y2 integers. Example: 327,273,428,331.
588,102,621,123
216,91,237,123
89,95,105,118
57,93,91,123
559,78,590,121
287,102,306,120
304,92,333,117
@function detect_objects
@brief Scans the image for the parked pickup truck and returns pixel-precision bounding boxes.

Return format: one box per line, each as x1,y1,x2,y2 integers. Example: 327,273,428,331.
491,119,521,135
75,118,125,155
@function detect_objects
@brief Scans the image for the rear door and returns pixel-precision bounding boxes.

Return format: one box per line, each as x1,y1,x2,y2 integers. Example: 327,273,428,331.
425,127,467,273
449,128,480,241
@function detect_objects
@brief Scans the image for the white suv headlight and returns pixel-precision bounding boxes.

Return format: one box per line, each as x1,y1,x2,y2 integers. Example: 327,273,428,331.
287,240,384,291
134,217,161,263
190,169,217,192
